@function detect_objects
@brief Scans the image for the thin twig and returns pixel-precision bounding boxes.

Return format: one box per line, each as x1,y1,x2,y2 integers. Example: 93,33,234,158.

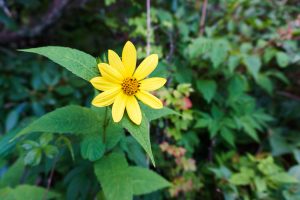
208,138,216,162
145,0,151,168
0,0,69,45
146,0,151,55
166,30,175,87
42,156,59,200
199,0,208,36
277,91,300,101
166,31,175,63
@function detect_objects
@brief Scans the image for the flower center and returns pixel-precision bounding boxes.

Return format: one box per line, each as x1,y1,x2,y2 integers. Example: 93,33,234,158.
121,77,140,96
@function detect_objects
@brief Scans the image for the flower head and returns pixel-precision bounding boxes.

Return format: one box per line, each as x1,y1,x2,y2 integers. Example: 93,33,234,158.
90,41,166,125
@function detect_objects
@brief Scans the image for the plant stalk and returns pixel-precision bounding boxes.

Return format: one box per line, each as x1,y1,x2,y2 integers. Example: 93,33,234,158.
102,107,109,143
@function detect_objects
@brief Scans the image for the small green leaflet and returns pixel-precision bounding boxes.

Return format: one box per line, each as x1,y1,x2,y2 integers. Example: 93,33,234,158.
187,37,213,59
256,74,273,94
20,46,99,81
12,105,102,140
220,127,235,147
197,79,217,103
243,55,261,80
94,153,170,200
209,40,229,68
276,52,289,68
269,172,298,184
228,55,241,73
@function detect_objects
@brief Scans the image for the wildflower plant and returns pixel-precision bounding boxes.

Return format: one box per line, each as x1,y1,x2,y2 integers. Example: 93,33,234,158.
10,41,177,200
90,41,166,125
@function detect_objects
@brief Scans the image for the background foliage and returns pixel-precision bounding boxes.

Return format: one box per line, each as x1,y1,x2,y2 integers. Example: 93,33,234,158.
1,0,300,199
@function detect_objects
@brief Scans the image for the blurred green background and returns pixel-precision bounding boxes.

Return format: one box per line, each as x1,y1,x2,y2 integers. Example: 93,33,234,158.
1,0,300,199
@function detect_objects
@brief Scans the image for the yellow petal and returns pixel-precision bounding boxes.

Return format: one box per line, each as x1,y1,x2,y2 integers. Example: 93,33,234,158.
133,54,158,81
135,90,163,109
139,77,166,91
122,41,136,77
90,77,120,91
126,96,142,125
98,63,123,83
108,50,126,77
112,92,127,123
92,87,121,107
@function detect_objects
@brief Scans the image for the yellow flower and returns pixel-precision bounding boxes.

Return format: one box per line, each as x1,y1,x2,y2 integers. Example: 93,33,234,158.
90,41,166,125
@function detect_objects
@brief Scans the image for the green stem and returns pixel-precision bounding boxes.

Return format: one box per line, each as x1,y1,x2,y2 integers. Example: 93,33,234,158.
102,107,109,143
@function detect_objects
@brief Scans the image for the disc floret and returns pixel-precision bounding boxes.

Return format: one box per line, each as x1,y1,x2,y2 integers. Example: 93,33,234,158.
121,77,140,96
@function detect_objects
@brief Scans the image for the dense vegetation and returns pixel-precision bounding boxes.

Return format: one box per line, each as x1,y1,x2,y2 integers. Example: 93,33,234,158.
1,0,300,199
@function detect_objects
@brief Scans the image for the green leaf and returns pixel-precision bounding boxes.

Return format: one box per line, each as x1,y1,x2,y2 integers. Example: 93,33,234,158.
229,173,251,186
122,136,148,167
121,114,155,166
128,167,171,195
269,130,294,156
39,133,53,147
269,172,298,184
266,70,290,84
187,37,213,59
13,105,102,140
197,79,217,103
24,149,42,166
5,109,19,132
240,43,253,53
293,150,300,164
209,40,229,68
0,129,19,157
220,127,235,147
263,48,277,63
276,52,289,68
0,185,59,200
94,153,170,200
56,136,75,160
80,134,105,161
254,177,267,193
0,158,24,188
20,46,99,81
43,145,59,158
243,55,261,79
227,75,248,96
194,115,211,128
257,156,281,175
289,165,300,181
92,107,125,150
141,105,179,121
229,167,254,186
228,55,241,73
256,74,273,94
240,118,259,142
105,123,124,150
94,153,132,200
